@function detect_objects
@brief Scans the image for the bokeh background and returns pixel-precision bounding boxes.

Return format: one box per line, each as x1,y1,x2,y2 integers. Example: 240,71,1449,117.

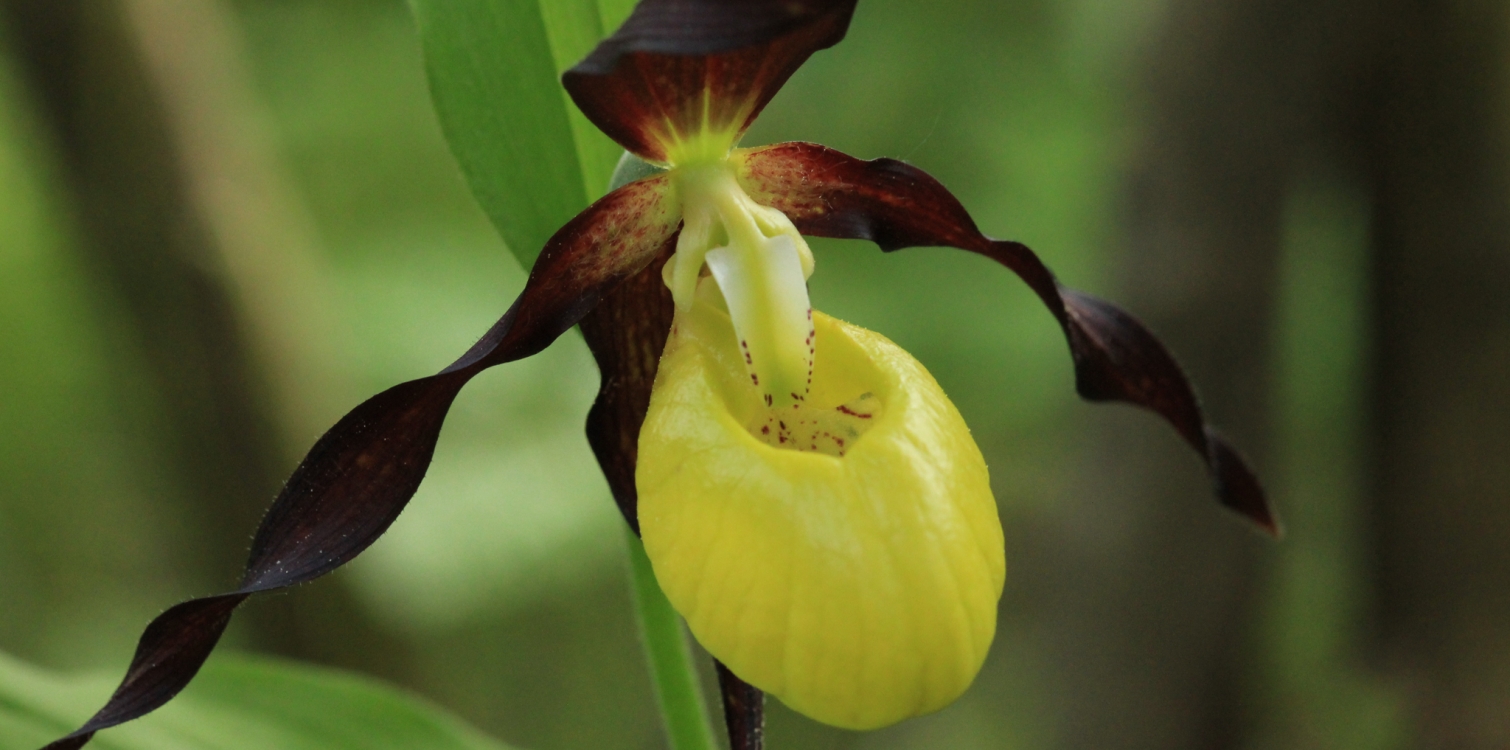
1,0,1507,748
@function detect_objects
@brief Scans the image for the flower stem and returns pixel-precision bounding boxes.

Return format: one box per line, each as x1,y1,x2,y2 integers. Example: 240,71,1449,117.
625,526,719,750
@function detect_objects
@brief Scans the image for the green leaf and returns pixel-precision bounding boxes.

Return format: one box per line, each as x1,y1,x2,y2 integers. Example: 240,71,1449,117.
409,0,580,268
0,651,521,750
595,0,635,37
409,0,629,269
535,1,624,198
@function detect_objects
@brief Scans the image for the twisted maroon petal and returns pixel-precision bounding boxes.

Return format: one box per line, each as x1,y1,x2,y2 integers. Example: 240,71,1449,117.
736,142,1278,535
579,247,675,532
40,176,681,750
563,0,857,162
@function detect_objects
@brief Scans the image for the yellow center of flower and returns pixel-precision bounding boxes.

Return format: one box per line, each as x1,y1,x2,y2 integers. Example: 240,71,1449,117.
667,161,816,408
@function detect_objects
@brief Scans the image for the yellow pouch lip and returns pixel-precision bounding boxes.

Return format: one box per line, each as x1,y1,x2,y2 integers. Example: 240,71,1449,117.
637,292,1004,730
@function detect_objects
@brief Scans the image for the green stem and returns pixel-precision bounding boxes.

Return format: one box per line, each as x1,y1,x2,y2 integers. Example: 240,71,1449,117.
625,526,719,750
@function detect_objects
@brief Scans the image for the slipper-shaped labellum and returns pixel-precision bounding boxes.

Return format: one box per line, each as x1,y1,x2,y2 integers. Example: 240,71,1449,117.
639,285,1004,729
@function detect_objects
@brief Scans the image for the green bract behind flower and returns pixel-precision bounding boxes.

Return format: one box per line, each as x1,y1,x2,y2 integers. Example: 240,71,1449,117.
637,284,1005,730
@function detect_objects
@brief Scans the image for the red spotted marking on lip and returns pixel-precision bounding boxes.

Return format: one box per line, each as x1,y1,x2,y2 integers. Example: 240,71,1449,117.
835,404,872,418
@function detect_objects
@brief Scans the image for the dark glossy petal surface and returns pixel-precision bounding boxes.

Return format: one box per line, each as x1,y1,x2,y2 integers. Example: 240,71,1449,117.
41,176,681,750
563,0,857,162
737,142,1279,535
580,246,676,531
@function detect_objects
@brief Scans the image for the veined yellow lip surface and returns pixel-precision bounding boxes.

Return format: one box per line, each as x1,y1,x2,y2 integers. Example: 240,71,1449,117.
636,290,1005,730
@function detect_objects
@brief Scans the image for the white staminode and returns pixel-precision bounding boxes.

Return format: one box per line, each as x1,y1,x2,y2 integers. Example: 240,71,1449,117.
667,163,816,408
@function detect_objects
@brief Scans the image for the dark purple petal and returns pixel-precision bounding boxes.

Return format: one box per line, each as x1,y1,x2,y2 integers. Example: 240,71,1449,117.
737,142,1279,535
579,247,676,531
41,176,682,750
563,0,857,162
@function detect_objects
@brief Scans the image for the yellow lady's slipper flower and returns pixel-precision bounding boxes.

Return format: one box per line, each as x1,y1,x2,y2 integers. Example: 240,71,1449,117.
45,2,1274,749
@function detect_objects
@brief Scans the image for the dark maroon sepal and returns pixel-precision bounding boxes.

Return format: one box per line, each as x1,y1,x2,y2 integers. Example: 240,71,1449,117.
39,176,682,750
738,143,1279,535
1058,290,1277,533
579,248,675,532
564,0,857,162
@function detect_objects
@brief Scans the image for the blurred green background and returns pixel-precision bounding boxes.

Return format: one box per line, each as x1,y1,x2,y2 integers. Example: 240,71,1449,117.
1,0,1507,748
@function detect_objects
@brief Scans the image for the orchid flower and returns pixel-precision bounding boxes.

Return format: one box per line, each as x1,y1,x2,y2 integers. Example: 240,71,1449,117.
40,1,1276,748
